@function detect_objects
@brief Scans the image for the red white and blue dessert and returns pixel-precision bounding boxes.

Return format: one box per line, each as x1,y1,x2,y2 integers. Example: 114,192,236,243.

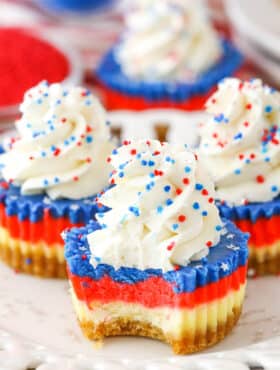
65,140,248,354
96,0,243,111
199,77,280,275
0,81,113,278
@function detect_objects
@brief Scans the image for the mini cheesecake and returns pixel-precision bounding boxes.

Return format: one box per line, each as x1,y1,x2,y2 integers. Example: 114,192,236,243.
64,140,249,354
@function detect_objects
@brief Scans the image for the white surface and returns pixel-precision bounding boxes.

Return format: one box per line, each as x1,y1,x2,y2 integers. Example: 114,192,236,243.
0,261,280,369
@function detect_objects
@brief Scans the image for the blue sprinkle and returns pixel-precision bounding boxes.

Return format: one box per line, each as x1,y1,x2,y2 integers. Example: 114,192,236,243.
95,257,101,263
265,105,272,113
148,160,155,167
54,177,60,183
112,149,118,155
50,145,56,152
234,169,241,175
136,153,142,159
245,159,251,164
49,125,55,131
165,156,171,162
86,136,93,143
85,99,92,106
195,183,203,190
63,91,68,97
64,140,69,146
41,151,46,157
172,223,179,231
37,98,43,104
234,132,243,140
56,99,61,105
164,185,171,192
214,113,224,123
193,202,200,210
128,206,140,217
25,258,32,265
43,179,49,186
202,211,208,217
185,166,191,173
119,172,124,178
149,173,155,178
141,160,147,166
265,157,270,162
271,185,278,192
43,93,49,97
166,199,173,206
216,225,222,231
70,136,76,142
146,184,151,191
157,206,163,214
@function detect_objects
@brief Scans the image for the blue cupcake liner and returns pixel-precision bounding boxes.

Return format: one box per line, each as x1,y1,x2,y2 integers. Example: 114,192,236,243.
96,39,243,103
218,196,280,223
64,218,248,294
0,182,107,224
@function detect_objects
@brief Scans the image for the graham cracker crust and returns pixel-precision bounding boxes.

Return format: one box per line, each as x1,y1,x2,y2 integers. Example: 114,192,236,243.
0,241,66,278
78,306,242,355
249,255,280,276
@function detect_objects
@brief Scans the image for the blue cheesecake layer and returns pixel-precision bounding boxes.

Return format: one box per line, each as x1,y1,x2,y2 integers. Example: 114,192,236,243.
0,182,107,224
65,219,248,293
96,39,243,102
218,197,280,223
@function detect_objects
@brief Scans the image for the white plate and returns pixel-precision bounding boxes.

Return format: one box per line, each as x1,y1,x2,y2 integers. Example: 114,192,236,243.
0,108,280,369
1,262,280,369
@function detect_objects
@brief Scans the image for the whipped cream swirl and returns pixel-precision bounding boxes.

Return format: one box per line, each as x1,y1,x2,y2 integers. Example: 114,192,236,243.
0,81,114,200
199,78,280,205
88,140,223,271
116,0,222,81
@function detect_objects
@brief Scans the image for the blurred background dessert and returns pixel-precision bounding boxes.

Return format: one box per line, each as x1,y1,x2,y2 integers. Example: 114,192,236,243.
0,0,278,122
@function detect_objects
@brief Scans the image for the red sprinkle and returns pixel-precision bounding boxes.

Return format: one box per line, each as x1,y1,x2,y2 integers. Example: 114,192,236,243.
201,189,208,196
167,242,175,251
53,148,61,157
245,103,252,110
106,157,111,163
176,188,183,195
256,175,265,183
239,154,244,160
73,176,79,182
208,197,214,203
130,149,137,155
206,241,212,247
178,215,186,223
243,121,249,127
182,178,190,185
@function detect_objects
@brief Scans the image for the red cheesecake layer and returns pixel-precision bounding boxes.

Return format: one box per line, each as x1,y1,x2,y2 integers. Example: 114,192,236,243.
235,215,280,248
0,203,82,245
69,265,246,310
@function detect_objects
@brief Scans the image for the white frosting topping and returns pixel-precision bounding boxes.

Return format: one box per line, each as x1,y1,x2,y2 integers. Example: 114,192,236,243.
88,140,223,272
0,81,114,200
199,78,280,205
116,0,222,81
